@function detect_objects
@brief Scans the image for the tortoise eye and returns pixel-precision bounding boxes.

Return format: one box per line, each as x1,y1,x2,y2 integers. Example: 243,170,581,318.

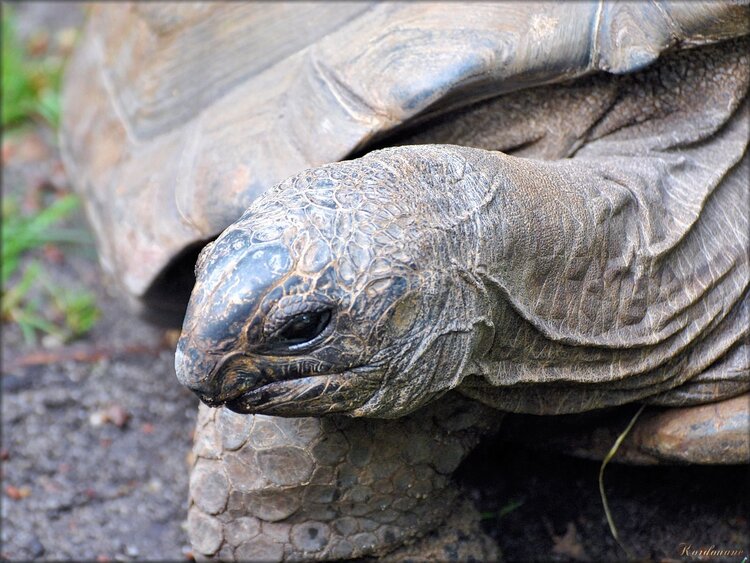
275,310,332,346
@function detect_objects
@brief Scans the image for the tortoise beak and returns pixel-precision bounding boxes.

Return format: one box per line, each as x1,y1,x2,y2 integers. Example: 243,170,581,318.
175,339,262,407
173,235,293,406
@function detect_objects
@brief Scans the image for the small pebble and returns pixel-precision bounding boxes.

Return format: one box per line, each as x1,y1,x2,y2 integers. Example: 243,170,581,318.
105,405,130,427
5,485,32,500
89,412,106,427
89,405,130,428
41,334,64,349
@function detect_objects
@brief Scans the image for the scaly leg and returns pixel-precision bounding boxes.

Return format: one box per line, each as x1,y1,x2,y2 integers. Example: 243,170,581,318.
187,393,502,561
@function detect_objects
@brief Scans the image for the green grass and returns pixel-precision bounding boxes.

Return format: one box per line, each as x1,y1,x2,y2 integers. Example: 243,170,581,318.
1,196,100,344
2,5,63,129
2,7,98,345
481,498,525,521
1,195,82,285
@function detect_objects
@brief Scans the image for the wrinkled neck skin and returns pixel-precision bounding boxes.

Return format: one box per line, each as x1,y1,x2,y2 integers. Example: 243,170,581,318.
179,134,747,417
342,147,505,417
360,139,748,417
179,40,748,418
326,140,747,417
344,147,574,415
388,40,750,415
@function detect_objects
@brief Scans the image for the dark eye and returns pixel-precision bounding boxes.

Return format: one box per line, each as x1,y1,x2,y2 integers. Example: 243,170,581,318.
275,309,332,346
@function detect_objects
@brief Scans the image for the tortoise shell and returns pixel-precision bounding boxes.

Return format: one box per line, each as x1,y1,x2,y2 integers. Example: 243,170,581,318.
60,1,747,322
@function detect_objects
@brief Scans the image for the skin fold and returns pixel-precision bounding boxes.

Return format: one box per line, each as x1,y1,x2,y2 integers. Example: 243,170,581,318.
177,39,749,418
175,39,749,560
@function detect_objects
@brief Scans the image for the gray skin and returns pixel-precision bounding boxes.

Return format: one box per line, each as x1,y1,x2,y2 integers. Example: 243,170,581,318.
177,39,749,418
175,40,749,560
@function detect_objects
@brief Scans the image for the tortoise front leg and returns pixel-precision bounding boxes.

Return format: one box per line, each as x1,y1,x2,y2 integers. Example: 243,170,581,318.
187,393,502,561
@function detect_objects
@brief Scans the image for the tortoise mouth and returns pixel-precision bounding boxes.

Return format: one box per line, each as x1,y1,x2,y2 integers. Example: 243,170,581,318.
223,375,324,413
222,372,369,416
194,352,380,416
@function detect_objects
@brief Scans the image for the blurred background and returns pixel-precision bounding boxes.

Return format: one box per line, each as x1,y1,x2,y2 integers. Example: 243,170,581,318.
1,3,748,562
2,4,198,560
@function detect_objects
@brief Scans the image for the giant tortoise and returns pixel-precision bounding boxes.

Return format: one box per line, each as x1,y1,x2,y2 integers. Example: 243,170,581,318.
61,2,749,560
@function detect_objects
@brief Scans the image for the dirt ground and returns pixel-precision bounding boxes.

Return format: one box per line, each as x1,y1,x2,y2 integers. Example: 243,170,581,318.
2,4,749,562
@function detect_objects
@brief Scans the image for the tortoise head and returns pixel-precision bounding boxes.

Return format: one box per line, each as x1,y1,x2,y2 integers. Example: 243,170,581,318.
175,147,491,417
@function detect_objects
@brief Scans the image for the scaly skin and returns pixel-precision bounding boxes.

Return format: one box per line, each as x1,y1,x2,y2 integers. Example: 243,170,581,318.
188,393,501,560
177,39,749,418
177,40,749,560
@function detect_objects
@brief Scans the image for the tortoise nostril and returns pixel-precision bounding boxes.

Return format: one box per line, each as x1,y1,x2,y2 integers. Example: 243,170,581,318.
174,342,206,388
174,339,225,397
